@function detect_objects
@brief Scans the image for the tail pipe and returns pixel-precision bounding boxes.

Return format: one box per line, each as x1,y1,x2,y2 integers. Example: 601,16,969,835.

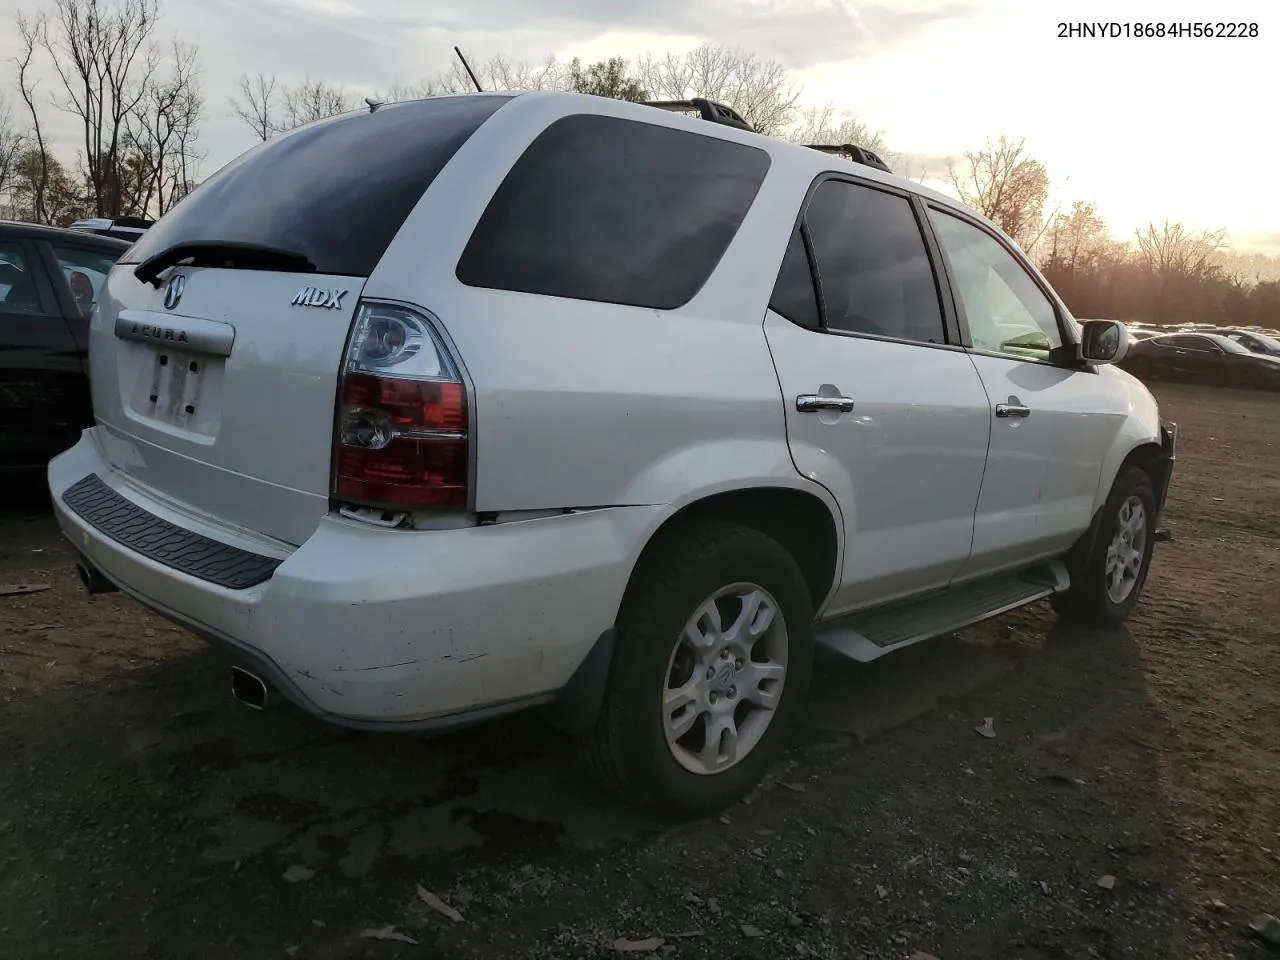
230,665,276,711
76,560,119,595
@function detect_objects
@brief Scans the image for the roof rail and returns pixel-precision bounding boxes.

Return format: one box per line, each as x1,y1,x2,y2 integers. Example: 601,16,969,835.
804,143,893,175
643,98,755,132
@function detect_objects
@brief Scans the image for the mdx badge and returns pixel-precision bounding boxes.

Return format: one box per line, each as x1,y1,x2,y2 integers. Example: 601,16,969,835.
292,287,347,309
163,273,186,310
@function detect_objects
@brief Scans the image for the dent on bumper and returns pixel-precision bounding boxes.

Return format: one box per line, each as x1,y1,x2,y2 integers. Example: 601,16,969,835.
49,431,659,728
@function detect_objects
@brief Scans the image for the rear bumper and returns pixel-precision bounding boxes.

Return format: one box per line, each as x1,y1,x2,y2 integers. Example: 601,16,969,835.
49,430,658,728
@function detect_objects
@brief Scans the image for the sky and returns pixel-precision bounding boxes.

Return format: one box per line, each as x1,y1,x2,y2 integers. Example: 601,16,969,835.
0,0,1276,253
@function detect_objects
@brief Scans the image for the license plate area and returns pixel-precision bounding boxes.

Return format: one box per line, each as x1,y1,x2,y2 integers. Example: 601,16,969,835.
122,344,225,440
149,348,204,420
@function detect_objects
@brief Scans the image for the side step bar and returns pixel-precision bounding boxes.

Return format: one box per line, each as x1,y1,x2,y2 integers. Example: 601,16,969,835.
815,562,1069,663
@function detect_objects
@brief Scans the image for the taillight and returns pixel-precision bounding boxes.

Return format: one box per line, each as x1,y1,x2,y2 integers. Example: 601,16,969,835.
333,302,469,509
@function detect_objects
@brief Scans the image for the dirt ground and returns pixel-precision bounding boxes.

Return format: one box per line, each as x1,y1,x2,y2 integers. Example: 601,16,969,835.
1,382,1278,960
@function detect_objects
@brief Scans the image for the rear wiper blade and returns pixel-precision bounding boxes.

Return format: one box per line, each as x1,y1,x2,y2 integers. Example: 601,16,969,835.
134,241,316,287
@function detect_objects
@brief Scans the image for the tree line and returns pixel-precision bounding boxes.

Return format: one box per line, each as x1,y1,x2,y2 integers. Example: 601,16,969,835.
2,0,1276,329
3,0,201,223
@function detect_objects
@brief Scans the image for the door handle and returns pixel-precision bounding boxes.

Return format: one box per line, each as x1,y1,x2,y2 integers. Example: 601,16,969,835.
796,394,855,413
995,403,1031,419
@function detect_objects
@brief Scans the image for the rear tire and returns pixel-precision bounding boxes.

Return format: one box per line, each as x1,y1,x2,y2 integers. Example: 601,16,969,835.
581,521,814,820
1051,466,1156,628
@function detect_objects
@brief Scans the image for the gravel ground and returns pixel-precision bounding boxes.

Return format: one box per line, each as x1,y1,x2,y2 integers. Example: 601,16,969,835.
1,382,1278,960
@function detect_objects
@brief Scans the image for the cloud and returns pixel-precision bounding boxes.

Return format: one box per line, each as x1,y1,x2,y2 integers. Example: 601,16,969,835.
2,0,1270,249
214,0,981,77
1236,233,1280,255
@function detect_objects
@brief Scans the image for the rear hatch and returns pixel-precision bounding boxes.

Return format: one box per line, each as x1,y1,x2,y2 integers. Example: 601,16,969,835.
90,94,511,546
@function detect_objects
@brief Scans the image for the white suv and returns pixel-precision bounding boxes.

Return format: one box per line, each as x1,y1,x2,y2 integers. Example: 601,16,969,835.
49,91,1175,819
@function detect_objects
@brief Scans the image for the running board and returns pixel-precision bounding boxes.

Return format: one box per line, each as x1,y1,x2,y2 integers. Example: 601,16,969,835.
815,562,1070,663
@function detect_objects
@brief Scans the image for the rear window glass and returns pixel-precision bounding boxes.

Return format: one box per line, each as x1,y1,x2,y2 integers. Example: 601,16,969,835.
121,95,512,277
456,114,771,310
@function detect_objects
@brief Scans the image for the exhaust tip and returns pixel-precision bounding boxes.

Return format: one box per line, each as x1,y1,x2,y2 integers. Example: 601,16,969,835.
230,665,271,711
76,561,119,595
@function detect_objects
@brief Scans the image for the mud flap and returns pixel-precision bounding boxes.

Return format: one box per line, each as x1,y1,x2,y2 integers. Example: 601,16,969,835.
542,627,616,735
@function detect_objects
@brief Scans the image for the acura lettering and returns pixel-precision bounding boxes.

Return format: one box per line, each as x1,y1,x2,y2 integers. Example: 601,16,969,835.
130,322,189,344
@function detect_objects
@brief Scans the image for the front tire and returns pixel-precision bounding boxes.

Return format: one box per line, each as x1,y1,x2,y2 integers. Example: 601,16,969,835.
1051,466,1157,627
581,521,814,820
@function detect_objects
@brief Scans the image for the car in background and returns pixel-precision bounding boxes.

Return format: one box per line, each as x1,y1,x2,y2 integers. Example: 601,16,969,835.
68,217,153,244
1,220,130,470
1206,327,1280,356
1120,332,1280,391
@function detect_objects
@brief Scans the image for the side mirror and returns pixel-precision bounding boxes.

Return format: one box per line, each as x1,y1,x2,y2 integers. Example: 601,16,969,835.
1079,320,1130,365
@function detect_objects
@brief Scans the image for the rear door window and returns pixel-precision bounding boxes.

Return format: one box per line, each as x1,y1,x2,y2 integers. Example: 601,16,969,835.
456,114,771,310
769,229,821,330
120,95,512,278
802,180,946,344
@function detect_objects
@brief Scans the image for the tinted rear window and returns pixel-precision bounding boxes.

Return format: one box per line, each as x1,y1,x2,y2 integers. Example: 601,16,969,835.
121,95,512,277
456,114,771,310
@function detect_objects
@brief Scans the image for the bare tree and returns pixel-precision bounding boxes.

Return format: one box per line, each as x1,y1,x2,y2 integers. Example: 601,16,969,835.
785,105,883,149
420,51,570,95
123,39,202,216
1045,201,1109,272
230,71,279,141
13,12,55,223
39,0,165,217
376,79,437,103
280,77,353,129
0,93,26,215
1135,221,1225,279
634,43,800,135
1135,220,1226,323
783,104,902,164
948,136,1050,251
1215,249,1280,285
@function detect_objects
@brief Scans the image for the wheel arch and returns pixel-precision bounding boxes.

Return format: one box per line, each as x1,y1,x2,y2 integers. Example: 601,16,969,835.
1069,439,1167,586
620,484,843,618
1117,440,1166,492
544,482,843,735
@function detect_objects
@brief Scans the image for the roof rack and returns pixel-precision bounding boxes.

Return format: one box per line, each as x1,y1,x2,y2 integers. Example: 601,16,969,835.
643,98,754,132
804,143,893,175
637,102,893,176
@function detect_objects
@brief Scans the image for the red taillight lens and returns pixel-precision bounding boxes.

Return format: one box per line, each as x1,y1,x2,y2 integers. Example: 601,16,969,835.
332,304,469,510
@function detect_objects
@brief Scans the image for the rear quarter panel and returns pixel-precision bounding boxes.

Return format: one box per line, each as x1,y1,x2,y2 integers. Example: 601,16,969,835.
363,94,821,517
